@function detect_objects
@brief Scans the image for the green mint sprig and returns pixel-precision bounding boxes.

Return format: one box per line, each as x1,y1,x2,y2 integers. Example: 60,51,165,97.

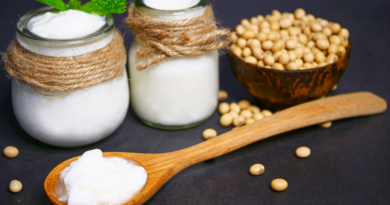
36,0,127,15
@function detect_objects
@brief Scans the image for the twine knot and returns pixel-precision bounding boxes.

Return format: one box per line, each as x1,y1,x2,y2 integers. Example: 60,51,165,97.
125,4,231,71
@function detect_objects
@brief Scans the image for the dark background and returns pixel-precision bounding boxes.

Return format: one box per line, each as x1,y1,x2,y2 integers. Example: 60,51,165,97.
1,0,390,204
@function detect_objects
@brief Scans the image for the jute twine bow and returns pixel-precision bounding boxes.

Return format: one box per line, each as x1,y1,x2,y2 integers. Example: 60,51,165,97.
3,30,126,92
125,4,231,71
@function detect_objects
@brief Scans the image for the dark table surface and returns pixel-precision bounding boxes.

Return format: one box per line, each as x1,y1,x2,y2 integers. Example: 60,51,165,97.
1,0,390,204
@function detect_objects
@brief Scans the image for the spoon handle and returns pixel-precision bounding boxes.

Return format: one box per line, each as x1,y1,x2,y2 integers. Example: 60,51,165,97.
173,92,386,170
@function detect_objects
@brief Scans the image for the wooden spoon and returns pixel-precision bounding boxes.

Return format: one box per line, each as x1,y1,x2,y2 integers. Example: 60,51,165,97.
44,92,386,205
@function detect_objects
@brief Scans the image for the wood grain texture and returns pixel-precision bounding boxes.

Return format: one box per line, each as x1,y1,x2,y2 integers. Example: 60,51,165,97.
44,92,386,205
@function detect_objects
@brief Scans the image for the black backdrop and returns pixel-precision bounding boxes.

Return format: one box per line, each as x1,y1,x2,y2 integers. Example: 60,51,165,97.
1,0,390,204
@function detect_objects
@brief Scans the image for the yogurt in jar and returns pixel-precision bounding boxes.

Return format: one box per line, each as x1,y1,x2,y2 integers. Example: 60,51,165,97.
129,0,219,128
12,9,129,147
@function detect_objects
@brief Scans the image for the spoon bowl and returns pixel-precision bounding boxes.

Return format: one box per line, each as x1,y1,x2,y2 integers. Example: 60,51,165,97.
45,92,387,205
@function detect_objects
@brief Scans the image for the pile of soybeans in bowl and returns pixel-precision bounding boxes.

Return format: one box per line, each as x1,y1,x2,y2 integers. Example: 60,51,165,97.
230,8,350,71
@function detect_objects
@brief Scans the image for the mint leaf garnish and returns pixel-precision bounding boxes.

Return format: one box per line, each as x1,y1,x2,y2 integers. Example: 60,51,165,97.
36,0,68,11
35,0,127,15
68,0,82,10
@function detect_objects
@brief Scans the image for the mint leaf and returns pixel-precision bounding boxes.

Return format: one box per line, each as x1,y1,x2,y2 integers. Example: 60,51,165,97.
36,0,68,11
80,0,127,15
68,0,82,10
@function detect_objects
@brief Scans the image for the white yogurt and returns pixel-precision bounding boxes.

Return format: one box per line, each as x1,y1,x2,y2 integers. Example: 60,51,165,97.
144,0,200,10
58,149,147,205
12,10,129,147
28,10,106,39
129,2,219,127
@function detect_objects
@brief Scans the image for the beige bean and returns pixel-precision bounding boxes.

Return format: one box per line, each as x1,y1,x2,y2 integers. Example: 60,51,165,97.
237,38,247,48
244,56,258,65
267,32,279,41
257,15,265,22
303,27,311,36
3,146,19,158
286,39,298,50
249,39,261,50
241,19,250,26
236,25,246,35
220,114,233,127
241,109,253,118
233,115,246,127
248,105,261,113
242,30,256,39
253,112,264,120
218,90,228,101
303,52,314,63
314,52,326,63
286,62,299,71
259,21,270,28
311,23,323,32
229,111,239,118
9,180,23,193
316,38,329,50
262,109,273,117
338,45,346,57
303,63,313,69
242,47,252,57
272,63,285,71
328,44,338,55
203,128,217,140
339,28,350,38
331,23,341,34
319,121,332,128
329,35,341,45
273,51,283,61
295,59,304,67
279,18,293,29
298,34,308,45
306,41,315,48
340,35,349,47
288,50,297,61
249,164,265,175
296,146,311,158
256,32,268,42
270,21,280,31
264,55,275,65
318,62,327,67
238,100,251,109
257,60,265,68
294,8,306,19
230,102,241,113
253,48,265,60
295,47,305,59
278,53,290,65
245,118,255,125
250,17,259,25
326,54,339,64
219,102,230,114
262,41,274,50
272,40,285,52
323,27,332,37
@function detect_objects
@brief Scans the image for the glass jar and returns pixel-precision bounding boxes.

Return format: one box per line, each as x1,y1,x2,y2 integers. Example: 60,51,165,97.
129,0,219,130
12,7,129,147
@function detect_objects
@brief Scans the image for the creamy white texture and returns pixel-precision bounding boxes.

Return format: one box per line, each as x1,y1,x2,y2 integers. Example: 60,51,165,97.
12,11,129,147
59,149,147,205
129,4,219,127
144,0,200,10
28,10,105,39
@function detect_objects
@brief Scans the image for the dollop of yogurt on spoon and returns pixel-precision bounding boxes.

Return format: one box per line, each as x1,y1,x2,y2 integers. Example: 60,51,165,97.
58,149,147,205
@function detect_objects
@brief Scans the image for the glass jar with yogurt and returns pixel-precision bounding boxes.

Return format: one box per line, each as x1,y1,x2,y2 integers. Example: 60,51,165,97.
129,0,219,130
11,7,129,147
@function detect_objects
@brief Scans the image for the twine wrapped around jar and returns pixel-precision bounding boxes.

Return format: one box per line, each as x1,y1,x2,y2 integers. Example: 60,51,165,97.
126,4,231,71
3,30,126,92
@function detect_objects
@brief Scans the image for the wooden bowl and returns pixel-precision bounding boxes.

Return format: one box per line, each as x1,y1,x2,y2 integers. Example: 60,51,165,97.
228,44,351,110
